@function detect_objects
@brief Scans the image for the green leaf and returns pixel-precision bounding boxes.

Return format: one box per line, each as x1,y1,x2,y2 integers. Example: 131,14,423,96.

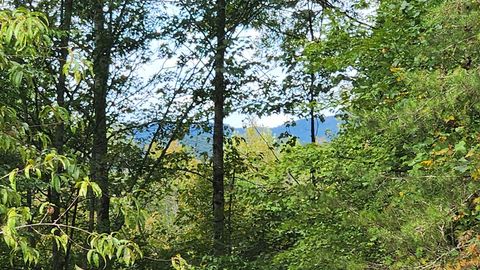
59,234,68,253
91,182,102,197
455,141,467,155
51,174,61,192
8,168,18,191
454,165,469,173
92,252,100,268
35,168,41,179
78,181,89,197
87,250,94,265
39,202,49,215
24,164,31,179
116,245,124,259
72,168,80,180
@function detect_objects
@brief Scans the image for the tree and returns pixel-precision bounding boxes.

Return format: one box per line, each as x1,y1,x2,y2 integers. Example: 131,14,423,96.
0,8,142,268
162,0,272,256
0,0,157,267
90,0,111,237
8,0,480,269
52,0,73,267
255,0,368,143
212,0,227,256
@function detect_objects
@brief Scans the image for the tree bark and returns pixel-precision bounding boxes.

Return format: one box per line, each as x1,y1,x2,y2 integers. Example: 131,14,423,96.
307,2,318,186
307,4,316,144
64,191,78,270
212,0,227,256
309,76,316,144
52,0,73,268
91,0,111,236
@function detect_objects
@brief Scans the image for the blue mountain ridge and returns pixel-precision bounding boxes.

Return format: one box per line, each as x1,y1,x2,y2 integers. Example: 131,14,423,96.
235,116,339,142
133,116,339,154
182,116,339,154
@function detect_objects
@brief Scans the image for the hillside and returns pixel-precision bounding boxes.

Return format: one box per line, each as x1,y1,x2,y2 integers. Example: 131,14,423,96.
181,116,339,154
235,116,339,142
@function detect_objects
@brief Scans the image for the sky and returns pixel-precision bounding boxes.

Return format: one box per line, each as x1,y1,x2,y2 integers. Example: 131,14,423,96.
125,1,368,129
225,107,338,129
132,20,292,129
224,112,293,128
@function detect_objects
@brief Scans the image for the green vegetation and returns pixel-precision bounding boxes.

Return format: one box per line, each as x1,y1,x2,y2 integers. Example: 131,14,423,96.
1,0,480,269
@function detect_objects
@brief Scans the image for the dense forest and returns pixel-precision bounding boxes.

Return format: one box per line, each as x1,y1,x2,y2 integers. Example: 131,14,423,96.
1,0,480,269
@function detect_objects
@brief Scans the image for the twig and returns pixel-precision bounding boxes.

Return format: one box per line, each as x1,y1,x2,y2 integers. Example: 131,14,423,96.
0,222,92,236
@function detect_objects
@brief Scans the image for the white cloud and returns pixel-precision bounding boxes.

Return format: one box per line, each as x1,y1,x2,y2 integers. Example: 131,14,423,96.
225,112,293,128
225,108,337,129
255,114,293,128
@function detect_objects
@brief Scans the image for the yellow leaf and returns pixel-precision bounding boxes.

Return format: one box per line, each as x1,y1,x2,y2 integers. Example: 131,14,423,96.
444,115,455,123
421,160,433,167
472,168,480,180
466,149,475,158
473,197,480,205
390,66,403,73
44,153,55,162
433,148,449,156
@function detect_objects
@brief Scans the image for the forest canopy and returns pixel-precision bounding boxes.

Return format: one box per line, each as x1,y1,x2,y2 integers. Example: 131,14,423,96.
1,0,480,269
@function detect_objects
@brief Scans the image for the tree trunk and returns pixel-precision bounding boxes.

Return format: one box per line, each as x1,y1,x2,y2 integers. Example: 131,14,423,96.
212,0,227,256
52,0,73,268
91,0,111,236
307,3,318,186
64,191,79,270
307,5,316,144
226,169,235,254
309,76,316,144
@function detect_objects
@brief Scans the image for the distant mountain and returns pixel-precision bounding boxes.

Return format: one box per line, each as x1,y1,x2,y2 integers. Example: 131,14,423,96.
236,116,339,143
135,116,340,154
274,117,339,142
182,128,213,155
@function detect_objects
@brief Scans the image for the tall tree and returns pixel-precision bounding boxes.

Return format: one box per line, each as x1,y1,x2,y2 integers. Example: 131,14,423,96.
0,6,143,269
162,0,271,256
91,0,111,235
212,0,227,255
257,0,365,141
52,0,73,267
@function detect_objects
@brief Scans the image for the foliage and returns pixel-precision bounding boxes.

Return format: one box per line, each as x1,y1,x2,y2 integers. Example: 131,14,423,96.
2,0,480,269
158,0,480,269
0,6,142,269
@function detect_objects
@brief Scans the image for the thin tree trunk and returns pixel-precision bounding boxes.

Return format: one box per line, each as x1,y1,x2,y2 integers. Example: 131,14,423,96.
307,2,318,186
227,169,235,254
52,0,73,268
307,4,316,144
309,76,315,144
88,196,95,232
64,192,78,270
91,0,111,236
212,0,227,256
